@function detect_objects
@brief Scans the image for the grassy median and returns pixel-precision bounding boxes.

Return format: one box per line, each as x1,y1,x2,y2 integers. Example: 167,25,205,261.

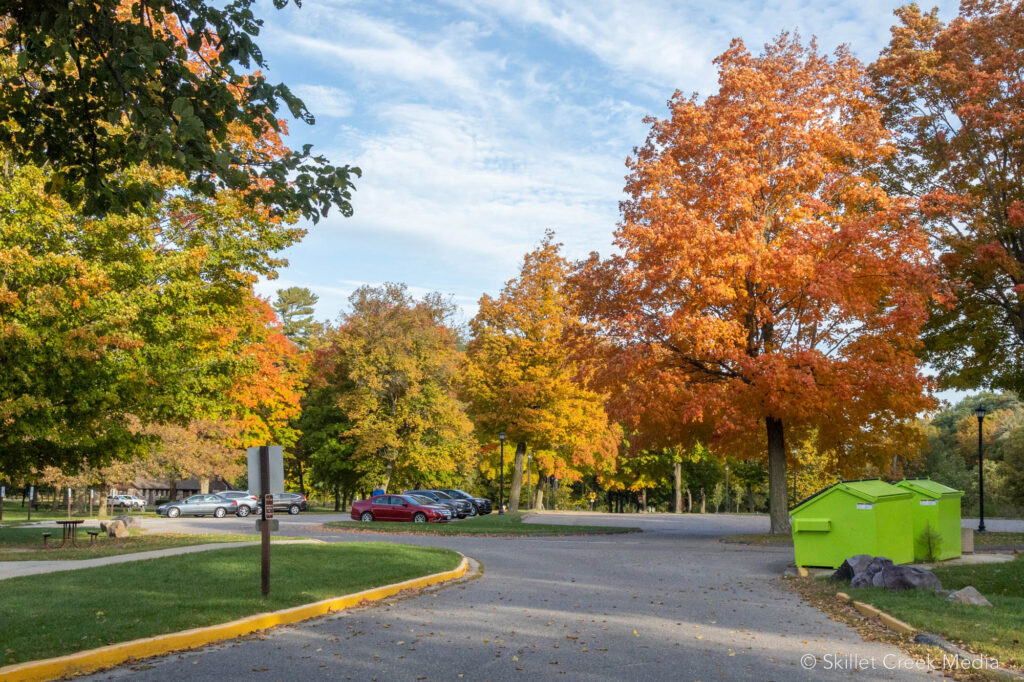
0,542,460,665
801,554,1024,669
0,526,279,561
324,511,638,535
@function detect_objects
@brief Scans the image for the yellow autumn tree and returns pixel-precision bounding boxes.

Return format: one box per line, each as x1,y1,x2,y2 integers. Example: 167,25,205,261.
462,231,618,511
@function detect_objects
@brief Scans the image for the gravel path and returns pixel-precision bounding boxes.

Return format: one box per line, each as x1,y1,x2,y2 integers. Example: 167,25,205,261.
79,512,932,681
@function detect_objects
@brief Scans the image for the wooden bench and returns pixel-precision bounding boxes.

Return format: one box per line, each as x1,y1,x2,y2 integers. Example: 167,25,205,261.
87,530,100,543
41,532,52,547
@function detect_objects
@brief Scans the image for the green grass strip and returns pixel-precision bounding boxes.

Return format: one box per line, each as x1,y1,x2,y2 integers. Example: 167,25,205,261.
325,511,639,535
842,555,1024,667
0,542,460,665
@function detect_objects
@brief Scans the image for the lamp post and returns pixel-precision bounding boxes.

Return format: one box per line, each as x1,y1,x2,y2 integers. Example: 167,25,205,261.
975,405,987,533
498,431,506,515
725,465,730,513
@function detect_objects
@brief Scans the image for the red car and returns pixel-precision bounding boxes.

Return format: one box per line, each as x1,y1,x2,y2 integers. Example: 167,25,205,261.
350,494,452,523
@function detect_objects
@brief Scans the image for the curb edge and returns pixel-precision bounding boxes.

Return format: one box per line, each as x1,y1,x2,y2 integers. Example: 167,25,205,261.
0,555,469,682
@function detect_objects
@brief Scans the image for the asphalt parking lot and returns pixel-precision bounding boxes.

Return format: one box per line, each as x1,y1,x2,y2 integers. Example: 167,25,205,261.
82,512,933,681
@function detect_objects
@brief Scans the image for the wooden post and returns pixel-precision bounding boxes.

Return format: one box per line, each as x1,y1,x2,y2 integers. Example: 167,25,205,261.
260,445,270,597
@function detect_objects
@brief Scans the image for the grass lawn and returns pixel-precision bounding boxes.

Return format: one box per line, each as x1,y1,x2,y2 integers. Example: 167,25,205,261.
974,531,1024,549
0,526,281,561
0,542,460,665
719,533,793,546
324,512,639,536
803,555,1024,669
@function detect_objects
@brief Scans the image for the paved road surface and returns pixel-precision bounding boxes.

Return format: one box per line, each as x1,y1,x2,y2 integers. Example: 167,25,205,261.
79,512,934,681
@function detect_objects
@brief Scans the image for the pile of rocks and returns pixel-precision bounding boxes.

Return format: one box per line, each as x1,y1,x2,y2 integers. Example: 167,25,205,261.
831,554,942,591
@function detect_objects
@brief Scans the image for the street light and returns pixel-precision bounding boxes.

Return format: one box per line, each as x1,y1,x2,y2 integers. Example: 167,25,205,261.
498,431,506,515
725,465,730,513
975,405,987,533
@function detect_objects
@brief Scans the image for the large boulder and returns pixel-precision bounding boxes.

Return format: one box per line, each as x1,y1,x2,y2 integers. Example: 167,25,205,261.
831,554,873,582
946,586,992,606
874,565,942,591
850,556,894,587
106,520,130,538
114,514,142,529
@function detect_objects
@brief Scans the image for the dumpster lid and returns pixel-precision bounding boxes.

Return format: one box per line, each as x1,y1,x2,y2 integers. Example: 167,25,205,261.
790,479,910,514
895,478,964,499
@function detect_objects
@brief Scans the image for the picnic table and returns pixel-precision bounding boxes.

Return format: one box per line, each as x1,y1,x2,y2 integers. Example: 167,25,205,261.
55,519,84,547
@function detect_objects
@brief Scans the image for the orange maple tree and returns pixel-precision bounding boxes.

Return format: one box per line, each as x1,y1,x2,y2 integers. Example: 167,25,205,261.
873,1,1024,394
576,34,937,532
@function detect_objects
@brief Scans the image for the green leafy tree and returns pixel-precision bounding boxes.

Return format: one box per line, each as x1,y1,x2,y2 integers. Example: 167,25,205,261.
0,158,302,476
308,284,476,490
273,286,322,349
0,0,358,218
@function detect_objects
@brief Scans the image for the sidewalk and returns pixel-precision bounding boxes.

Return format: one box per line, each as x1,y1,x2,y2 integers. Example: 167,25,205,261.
0,539,319,581
962,517,1024,532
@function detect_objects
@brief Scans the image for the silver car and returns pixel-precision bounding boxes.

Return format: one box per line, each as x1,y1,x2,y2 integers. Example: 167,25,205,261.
157,494,234,519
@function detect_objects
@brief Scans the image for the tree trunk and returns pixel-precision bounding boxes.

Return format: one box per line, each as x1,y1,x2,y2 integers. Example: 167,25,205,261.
640,488,647,512
199,476,210,494
51,487,59,512
333,486,341,512
766,416,791,533
297,460,306,496
686,487,692,513
700,487,706,514
674,461,682,513
507,442,526,513
382,459,395,491
746,483,754,513
534,479,545,510
168,478,178,502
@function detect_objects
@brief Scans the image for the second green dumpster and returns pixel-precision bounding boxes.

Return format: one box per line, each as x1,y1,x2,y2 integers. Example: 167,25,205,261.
790,479,913,568
894,478,963,561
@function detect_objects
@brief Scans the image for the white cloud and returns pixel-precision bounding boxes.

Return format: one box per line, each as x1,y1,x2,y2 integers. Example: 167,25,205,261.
291,84,354,118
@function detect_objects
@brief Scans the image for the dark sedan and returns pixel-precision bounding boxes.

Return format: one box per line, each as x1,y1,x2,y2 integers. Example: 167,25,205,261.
350,494,451,523
440,489,492,515
404,490,473,518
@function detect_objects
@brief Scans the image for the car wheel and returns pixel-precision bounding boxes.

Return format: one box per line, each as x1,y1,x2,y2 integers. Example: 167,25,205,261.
413,512,427,523
214,507,226,518
360,511,374,522
288,504,300,515
237,505,250,517
167,507,181,518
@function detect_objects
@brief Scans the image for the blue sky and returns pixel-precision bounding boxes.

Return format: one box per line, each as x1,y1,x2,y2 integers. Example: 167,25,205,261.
252,0,960,329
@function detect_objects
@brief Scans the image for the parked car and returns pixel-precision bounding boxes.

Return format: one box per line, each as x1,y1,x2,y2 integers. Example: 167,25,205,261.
350,494,451,523
217,490,260,517
107,494,145,511
156,494,235,518
440,489,492,515
268,492,308,515
404,490,473,519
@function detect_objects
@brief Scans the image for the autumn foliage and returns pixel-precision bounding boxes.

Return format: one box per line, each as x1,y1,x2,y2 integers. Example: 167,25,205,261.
576,34,937,531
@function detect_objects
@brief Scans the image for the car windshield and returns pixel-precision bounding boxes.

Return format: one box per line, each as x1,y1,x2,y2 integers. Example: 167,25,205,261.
445,490,470,499
430,490,454,500
411,491,439,500
409,495,436,505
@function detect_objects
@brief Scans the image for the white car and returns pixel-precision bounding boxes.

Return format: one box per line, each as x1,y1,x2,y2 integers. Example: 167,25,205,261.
108,494,145,511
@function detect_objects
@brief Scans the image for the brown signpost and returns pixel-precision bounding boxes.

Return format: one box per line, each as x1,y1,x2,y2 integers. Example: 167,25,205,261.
260,445,271,597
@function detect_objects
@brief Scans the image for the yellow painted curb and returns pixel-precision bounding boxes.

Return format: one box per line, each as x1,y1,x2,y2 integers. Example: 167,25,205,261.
797,567,809,577
878,612,917,636
853,600,881,619
835,592,851,603
0,556,469,682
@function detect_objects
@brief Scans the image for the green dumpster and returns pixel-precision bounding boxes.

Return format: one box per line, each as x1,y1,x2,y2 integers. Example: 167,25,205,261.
895,478,963,561
789,479,913,568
